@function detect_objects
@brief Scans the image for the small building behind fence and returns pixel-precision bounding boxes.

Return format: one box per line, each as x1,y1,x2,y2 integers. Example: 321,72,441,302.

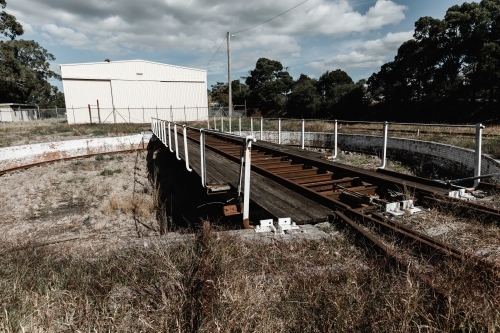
0,103,38,122
61,59,208,124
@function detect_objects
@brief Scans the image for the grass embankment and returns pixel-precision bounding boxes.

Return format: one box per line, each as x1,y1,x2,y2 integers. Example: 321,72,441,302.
1,225,498,332
0,119,149,148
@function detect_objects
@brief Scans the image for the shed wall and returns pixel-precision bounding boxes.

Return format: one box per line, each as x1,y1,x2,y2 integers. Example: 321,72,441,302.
62,61,208,124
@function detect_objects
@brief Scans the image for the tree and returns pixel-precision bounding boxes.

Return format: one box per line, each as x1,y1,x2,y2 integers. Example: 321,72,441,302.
317,69,358,115
0,0,23,40
0,39,63,106
368,0,500,104
288,74,320,118
245,58,293,115
0,0,64,107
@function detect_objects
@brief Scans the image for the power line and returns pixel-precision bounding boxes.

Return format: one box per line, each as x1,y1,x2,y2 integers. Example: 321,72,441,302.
232,0,309,34
206,36,226,68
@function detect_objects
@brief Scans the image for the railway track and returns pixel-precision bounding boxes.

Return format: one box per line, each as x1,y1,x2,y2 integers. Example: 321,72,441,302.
184,129,500,300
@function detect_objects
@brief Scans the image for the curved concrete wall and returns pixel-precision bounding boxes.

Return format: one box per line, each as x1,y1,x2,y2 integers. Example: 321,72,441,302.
241,130,500,178
0,133,151,171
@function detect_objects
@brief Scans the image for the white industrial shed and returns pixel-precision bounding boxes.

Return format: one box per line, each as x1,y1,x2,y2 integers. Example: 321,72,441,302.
60,60,208,124
0,103,38,122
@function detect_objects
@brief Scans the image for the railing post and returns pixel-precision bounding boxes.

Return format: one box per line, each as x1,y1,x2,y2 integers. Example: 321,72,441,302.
251,117,254,136
332,119,338,158
221,115,224,132
301,119,305,149
174,123,181,160
168,122,173,152
260,117,263,140
474,123,484,188
213,115,217,130
229,116,232,133
200,129,206,187
278,118,282,145
243,136,257,229
162,121,166,144
378,121,388,169
239,116,242,136
183,125,192,172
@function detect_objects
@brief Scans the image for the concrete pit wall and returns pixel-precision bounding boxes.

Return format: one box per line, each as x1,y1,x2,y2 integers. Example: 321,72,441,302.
240,131,500,179
0,133,150,171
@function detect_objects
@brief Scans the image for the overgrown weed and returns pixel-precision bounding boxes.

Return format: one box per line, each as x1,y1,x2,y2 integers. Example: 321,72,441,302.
0,228,498,332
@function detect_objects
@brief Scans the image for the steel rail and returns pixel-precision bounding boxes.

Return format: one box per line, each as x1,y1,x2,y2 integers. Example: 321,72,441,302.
190,131,499,266
0,148,146,177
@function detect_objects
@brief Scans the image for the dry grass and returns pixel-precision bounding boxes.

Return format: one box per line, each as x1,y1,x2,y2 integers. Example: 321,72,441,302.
0,225,498,332
0,118,149,148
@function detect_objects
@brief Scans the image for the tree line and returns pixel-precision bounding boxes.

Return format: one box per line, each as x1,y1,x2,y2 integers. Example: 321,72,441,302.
212,0,500,122
0,0,64,108
210,58,367,118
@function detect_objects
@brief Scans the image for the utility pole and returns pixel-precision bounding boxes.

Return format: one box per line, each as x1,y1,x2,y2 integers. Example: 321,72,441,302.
227,31,232,117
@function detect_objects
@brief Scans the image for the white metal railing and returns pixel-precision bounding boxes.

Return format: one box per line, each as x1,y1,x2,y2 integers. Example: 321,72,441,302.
151,117,256,225
202,115,485,188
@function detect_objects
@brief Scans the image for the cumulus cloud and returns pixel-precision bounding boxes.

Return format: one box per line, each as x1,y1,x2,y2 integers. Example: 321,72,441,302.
307,30,414,72
8,0,406,53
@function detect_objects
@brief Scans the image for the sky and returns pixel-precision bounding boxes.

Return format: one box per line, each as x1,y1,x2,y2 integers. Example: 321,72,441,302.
7,0,469,92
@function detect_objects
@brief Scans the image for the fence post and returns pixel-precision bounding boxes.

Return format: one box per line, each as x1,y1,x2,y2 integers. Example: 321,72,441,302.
474,123,484,188
88,104,92,124
221,115,224,132
239,116,242,136
378,121,388,169
260,117,263,140
96,100,101,124
213,115,217,130
55,106,59,119
301,119,305,149
332,119,338,158
278,118,281,144
229,116,232,133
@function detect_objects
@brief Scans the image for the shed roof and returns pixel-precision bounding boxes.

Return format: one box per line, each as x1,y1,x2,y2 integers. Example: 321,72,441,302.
60,59,206,82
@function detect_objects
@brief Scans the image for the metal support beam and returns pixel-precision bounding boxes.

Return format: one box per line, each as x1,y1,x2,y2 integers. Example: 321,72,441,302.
301,119,305,149
174,123,181,160
260,117,263,140
200,129,206,187
378,121,388,169
474,123,485,188
183,125,192,172
278,118,282,145
243,135,256,229
332,119,338,158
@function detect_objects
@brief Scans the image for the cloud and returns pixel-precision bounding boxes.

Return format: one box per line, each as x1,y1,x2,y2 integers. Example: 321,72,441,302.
307,30,414,72
8,0,406,54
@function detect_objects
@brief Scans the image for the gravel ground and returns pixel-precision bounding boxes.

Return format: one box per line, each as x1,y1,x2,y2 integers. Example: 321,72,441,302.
0,136,499,264
0,150,158,254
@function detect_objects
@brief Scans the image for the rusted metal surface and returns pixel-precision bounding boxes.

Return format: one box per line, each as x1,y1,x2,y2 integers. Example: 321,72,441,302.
183,130,499,280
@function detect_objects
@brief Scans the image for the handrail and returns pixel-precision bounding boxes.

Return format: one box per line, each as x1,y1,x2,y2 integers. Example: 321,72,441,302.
168,122,173,152
183,125,193,172
151,117,256,228
173,123,181,160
